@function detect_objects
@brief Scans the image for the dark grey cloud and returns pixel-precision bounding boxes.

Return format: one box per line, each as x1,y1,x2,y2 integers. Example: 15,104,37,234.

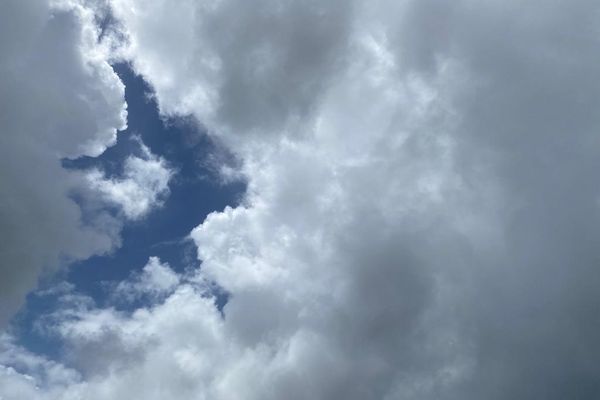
396,1,600,397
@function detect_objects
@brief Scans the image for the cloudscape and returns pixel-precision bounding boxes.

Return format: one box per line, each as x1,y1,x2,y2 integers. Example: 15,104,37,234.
2,0,600,398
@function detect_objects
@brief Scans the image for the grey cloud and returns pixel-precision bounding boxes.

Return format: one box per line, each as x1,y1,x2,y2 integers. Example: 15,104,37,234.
3,0,600,399
112,0,357,141
395,1,600,397
0,0,126,327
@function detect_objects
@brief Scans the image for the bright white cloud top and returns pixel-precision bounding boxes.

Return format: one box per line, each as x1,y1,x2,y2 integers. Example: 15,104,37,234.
2,0,600,399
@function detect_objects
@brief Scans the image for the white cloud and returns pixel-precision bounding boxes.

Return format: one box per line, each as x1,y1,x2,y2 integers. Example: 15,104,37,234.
0,335,79,388
0,334,80,400
3,0,600,399
85,141,174,220
112,257,180,302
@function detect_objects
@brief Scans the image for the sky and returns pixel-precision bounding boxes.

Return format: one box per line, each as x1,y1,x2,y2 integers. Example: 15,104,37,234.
2,0,600,399
10,63,243,360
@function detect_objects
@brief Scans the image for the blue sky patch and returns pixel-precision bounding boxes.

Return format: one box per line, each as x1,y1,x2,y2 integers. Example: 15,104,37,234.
10,64,244,360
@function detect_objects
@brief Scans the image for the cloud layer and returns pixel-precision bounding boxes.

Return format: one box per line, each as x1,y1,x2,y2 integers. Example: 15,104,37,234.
3,0,600,399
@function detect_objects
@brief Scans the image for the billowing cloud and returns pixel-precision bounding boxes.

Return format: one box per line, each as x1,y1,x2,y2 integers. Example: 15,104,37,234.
111,256,180,302
85,140,174,220
0,0,175,330
3,0,600,399
0,0,127,327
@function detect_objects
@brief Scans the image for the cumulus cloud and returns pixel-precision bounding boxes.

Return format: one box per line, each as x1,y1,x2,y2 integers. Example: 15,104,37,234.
85,140,174,219
0,0,127,327
111,257,180,302
3,0,600,399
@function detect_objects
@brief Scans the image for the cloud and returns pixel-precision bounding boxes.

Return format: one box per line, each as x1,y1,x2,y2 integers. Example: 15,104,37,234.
0,334,80,390
0,0,177,330
0,0,127,327
111,257,180,302
3,0,600,399
85,140,174,220
110,0,356,143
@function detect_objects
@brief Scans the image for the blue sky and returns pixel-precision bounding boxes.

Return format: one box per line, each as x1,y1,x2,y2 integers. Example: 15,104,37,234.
10,63,244,359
